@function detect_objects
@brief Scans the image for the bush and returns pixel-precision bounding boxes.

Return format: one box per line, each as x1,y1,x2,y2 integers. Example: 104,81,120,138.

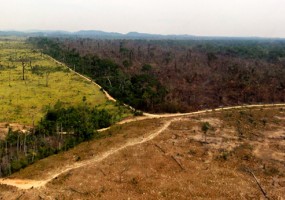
201,122,211,133
133,110,143,116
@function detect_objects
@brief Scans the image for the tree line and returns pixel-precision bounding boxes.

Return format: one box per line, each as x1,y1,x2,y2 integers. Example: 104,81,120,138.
28,37,285,112
28,38,168,112
0,105,112,177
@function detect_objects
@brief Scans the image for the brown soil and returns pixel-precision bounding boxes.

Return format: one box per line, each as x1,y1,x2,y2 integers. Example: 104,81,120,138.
0,123,32,139
0,106,285,199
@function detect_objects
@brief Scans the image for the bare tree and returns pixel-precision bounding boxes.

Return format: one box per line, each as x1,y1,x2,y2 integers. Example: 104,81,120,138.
22,62,25,80
46,72,50,87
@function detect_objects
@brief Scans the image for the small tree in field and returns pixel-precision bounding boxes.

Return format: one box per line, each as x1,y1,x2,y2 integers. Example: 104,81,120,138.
201,122,211,142
31,65,53,87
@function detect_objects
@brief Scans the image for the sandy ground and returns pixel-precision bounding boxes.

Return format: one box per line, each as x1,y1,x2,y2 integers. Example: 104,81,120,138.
0,106,284,199
1,57,285,199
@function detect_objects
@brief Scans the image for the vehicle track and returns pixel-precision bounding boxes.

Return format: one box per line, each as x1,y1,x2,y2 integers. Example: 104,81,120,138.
1,104,285,190
1,56,284,190
0,118,179,189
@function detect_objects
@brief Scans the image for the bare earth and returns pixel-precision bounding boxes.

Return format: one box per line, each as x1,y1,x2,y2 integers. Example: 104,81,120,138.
0,105,285,199
1,51,285,200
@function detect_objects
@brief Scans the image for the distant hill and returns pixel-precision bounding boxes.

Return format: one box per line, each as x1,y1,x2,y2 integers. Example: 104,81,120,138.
1,30,285,40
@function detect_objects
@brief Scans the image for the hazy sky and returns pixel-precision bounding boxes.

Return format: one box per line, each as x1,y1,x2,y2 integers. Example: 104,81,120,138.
1,0,285,37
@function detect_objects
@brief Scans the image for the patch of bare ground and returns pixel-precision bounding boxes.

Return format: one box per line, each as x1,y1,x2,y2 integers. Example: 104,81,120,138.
0,123,9,140
0,122,32,139
1,107,285,199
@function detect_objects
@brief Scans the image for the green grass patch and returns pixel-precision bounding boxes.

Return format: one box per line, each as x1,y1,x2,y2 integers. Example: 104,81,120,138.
0,39,131,124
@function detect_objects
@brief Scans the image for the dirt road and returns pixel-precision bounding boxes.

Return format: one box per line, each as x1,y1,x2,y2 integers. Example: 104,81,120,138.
1,56,284,190
0,118,180,189
0,104,285,189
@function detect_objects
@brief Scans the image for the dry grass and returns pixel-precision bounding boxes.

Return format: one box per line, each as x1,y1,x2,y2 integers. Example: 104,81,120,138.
8,118,165,180
0,107,285,199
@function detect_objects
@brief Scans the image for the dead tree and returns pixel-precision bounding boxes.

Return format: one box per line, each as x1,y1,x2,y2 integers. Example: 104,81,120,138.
46,72,50,87
22,62,25,80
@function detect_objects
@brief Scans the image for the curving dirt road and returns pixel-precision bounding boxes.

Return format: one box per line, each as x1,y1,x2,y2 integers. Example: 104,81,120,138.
47,54,285,117
0,118,180,189
1,104,285,190
1,56,284,190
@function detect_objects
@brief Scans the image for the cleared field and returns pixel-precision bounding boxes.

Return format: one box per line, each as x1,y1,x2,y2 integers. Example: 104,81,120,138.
1,107,284,199
0,39,128,125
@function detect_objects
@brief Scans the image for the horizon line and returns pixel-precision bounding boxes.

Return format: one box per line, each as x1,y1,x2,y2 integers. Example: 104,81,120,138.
0,29,285,40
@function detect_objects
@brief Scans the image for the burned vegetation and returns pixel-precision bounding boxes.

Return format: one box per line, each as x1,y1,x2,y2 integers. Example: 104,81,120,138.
29,38,285,113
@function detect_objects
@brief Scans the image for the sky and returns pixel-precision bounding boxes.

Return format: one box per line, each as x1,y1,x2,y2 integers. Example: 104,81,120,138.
0,0,285,37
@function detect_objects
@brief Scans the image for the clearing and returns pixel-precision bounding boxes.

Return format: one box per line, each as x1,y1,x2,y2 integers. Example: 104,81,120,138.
0,39,130,127
0,106,284,199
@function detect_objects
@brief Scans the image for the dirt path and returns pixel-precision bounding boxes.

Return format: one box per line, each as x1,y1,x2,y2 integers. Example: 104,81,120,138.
1,103,285,190
47,55,117,102
1,56,284,190
0,118,180,189
99,103,285,132
48,54,285,117
0,104,284,190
